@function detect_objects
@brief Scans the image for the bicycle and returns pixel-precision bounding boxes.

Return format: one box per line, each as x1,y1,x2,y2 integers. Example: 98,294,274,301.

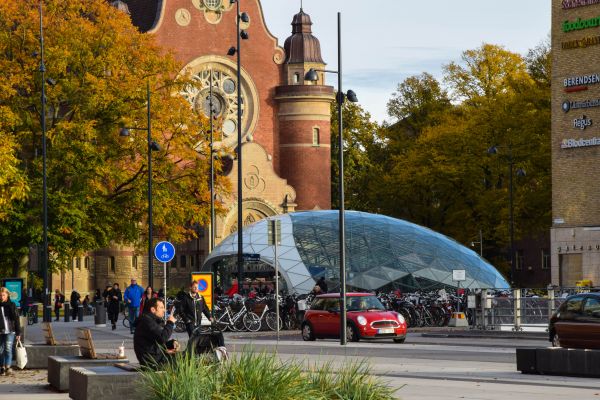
27,307,36,326
214,300,258,332
122,306,130,329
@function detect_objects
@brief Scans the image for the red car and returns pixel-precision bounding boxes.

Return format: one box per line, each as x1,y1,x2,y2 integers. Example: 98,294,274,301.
301,293,407,343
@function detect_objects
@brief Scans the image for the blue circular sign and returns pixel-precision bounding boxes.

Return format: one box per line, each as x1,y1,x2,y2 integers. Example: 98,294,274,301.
197,279,208,292
154,241,175,263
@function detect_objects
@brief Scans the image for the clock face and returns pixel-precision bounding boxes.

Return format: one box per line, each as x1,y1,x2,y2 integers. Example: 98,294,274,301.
181,63,256,146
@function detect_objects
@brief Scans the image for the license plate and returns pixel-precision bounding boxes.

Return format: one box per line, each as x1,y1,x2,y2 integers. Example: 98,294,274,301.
378,328,394,334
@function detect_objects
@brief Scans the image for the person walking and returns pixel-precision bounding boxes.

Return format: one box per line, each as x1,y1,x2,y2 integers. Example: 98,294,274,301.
124,278,144,334
107,283,122,330
0,287,21,376
70,289,81,321
139,286,157,317
53,289,64,321
93,289,102,303
179,281,212,337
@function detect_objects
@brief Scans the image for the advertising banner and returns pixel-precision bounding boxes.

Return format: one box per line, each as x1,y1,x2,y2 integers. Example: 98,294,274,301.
191,272,214,311
1,278,23,307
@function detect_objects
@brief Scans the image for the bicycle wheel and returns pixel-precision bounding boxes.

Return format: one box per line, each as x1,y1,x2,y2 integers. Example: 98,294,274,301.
243,312,261,332
232,314,245,331
265,312,282,331
123,317,130,329
28,313,35,326
174,319,186,333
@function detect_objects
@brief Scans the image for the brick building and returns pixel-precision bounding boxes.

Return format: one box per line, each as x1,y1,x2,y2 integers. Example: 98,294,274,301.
551,0,600,287
50,0,334,296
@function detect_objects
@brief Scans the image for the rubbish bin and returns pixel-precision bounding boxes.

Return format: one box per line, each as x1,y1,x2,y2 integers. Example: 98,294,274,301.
64,303,70,322
77,305,84,321
94,301,106,327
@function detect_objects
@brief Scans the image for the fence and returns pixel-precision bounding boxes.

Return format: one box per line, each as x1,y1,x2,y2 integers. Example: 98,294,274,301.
468,287,591,332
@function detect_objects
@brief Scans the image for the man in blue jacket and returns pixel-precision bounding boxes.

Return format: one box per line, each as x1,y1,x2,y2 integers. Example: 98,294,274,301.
124,278,144,334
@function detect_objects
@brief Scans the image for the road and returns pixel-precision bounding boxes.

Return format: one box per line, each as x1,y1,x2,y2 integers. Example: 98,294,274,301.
2,318,600,399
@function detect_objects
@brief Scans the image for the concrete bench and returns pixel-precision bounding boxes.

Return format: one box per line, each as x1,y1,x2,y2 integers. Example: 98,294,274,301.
25,322,80,369
69,364,144,400
516,347,600,377
47,328,127,391
48,355,130,392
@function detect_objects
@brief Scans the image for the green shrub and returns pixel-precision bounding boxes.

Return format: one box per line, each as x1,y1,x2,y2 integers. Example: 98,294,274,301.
139,350,398,400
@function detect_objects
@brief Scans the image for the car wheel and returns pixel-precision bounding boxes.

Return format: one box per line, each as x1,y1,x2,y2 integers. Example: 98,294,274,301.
552,332,561,348
346,323,360,342
302,322,316,341
393,338,405,344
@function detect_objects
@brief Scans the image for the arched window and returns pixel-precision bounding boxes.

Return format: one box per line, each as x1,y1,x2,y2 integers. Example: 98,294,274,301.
312,127,320,146
294,73,300,84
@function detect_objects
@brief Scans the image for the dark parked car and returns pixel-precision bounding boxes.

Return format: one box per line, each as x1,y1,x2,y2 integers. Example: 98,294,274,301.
549,293,600,349
301,293,407,343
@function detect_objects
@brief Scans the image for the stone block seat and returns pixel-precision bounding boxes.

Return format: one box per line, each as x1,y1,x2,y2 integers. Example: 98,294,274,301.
25,322,80,369
516,347,600,377
69,364,144,400
47,328,128,392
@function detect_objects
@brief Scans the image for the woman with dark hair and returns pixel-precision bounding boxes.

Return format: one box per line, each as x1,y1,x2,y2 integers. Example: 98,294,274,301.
107,283,122,330
139,286,157,317
0,287,21,376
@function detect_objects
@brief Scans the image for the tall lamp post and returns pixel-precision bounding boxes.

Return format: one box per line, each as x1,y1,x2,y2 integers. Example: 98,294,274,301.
208,71,216,252
227,0,249,293
487,146,526,287
39,1,52,322
305,12,358,346
119,82,160,288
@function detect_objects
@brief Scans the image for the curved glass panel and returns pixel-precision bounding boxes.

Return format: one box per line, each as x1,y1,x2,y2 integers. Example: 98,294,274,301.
203,211,509,294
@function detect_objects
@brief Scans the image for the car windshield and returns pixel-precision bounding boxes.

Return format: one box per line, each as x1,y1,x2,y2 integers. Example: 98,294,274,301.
346,296,385,311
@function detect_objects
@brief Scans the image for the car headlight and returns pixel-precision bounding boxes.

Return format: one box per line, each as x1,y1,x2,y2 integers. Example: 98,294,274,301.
397,313,405,324
357,316,367,326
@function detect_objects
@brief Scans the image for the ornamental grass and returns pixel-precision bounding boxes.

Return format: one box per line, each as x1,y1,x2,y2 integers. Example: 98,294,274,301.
139,350,398,400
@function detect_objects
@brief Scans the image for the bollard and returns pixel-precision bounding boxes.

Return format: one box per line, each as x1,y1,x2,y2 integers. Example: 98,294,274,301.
78,304,84,321
19,316,26,341
32,303,39,324
513,289,521,332
64,303,70,322
94,301,106,327
44,306,52,323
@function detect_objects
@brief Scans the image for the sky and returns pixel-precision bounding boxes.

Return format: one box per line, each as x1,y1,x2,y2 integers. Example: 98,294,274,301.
260,0,551,124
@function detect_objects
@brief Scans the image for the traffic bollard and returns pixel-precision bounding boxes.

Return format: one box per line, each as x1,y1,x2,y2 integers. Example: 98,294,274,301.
78,305,84,321
94,301,106,327
64,303,70,322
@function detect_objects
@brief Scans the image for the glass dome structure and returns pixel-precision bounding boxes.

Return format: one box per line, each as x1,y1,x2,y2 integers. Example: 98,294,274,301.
203,211,509,294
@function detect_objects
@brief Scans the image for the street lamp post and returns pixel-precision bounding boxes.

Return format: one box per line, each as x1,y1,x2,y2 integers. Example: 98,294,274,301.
227,0,249,293
209,71,215,252
305,12,358,346
119,82,160,288
487,146,526,286
39,1,52,322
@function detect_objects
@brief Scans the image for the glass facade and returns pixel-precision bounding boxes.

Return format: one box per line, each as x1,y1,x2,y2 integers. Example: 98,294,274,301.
203,211,509,294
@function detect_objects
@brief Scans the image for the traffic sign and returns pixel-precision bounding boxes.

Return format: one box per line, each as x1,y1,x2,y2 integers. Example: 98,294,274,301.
191,272,214,310
452,269,466,282
154,241,175,263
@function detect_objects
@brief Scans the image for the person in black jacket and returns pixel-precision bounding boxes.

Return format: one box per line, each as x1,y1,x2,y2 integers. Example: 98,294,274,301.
134,297,177,368
178,281,212,337
54,289,65,321
316,277,328,294
70,289,81,321
107,283,122,330
0,287,21,376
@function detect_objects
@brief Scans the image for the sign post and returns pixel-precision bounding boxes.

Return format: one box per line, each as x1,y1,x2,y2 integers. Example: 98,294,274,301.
452,269,466,313
449,269,468,328
154,241,175,320
1,278,23,307
191,272,214,322
268,219,282,342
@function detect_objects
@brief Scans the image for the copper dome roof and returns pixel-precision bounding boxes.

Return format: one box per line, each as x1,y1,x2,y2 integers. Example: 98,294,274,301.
283,9,324,64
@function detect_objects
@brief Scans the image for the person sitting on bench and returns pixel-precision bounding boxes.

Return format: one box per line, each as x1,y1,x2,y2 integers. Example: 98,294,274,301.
133,297,178,368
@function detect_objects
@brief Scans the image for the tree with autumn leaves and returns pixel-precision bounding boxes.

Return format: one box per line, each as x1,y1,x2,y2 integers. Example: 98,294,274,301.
0,0,227,277
335,42,551,278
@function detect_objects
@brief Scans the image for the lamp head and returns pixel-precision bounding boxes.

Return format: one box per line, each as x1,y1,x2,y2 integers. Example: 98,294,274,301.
240,30,249,40
150,141,160,151
119,128,131,137
46,78,57,86
227,46,237,56
304,68,319,82
487,146,498,155
240,12,250,23
346,90,358,103
516,168,526,177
